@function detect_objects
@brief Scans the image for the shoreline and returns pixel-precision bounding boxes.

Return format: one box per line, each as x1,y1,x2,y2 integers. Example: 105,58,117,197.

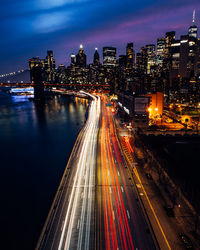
0,91,88,249
36,96,91,249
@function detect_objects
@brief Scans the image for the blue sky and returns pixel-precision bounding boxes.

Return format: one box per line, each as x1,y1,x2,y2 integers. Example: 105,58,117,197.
0,0,200,73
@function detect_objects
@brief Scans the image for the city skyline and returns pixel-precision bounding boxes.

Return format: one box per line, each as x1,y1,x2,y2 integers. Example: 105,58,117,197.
1,0,200,74
1,2,200,249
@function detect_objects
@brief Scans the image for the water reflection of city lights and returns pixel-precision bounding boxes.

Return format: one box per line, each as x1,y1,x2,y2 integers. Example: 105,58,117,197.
11,95,34,103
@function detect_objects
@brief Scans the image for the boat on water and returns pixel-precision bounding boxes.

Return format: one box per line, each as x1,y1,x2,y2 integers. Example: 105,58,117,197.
9,87,34,96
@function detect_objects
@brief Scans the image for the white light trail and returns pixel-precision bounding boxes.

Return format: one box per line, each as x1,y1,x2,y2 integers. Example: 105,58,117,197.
58,93,100,250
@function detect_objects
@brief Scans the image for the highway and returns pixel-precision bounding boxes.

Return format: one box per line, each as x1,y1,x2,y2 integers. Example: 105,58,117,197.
36,93,100,250
96,96,156,250
37,93,157,250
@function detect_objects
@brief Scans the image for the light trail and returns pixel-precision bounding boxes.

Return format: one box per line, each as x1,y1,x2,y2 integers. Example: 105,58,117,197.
97,96,156,250
37,93,156,250
58,93,100,250
100,99,133,250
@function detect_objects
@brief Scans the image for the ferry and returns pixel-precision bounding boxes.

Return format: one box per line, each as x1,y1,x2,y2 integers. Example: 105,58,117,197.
9,87,34,96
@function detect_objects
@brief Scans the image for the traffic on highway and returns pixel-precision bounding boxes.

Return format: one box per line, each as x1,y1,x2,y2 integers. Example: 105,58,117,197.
96,96,155,250
36,93,156,250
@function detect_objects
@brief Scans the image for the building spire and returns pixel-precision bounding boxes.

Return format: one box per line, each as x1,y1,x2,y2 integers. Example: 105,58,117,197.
192,9,195,24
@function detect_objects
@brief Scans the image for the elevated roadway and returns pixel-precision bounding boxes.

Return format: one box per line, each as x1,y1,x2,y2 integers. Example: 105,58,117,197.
36,93,100,250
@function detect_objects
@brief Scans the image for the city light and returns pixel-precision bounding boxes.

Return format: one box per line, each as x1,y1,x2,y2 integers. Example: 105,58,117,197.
1,4,200,250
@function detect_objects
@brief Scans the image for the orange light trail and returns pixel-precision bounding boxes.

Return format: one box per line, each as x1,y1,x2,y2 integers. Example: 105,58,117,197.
99,98,135,250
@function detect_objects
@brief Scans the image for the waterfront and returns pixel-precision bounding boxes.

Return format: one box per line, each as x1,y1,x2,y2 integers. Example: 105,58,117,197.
0,89,88,249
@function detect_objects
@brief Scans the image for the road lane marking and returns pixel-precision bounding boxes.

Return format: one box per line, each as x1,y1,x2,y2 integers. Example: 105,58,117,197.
134,168,171,249
61,221,64,232
77,219,80,229
127,210,130,219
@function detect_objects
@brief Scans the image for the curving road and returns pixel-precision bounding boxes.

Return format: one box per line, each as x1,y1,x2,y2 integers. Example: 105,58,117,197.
37,93,157,250
36,93,100,250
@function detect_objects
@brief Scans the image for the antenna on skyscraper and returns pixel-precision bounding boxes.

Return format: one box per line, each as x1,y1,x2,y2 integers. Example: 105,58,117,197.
192,9,195,24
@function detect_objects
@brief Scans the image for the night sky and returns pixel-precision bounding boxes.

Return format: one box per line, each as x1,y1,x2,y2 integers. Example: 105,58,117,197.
1,0,200,73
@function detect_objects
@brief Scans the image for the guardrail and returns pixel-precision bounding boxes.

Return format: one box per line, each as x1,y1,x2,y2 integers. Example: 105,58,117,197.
140,130,199,136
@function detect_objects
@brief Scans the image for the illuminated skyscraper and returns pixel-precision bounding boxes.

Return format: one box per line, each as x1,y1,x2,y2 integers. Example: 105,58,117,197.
188,10,198,39
71,54,76,66
29,57,45,82
164,31,176,74
136,52,142,71
29,57,44,100
146,44,156,74
103,47,116,66
194,40,200,77
126,43,134,69
44,50,55,83
136,46,147,73
170,39,180,80
169,11,199,81
165,31,176,50
76,44,87,68
156,38,165,67
93,48,100,65
187,10,198,78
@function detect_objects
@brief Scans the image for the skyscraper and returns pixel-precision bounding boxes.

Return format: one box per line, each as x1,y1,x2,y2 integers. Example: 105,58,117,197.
29,57,44,100
187,10,198,78
165,31,176,49
103,47,116,67
164,31,176,74
126,43,134,69
118,55,127,68
71,54,76,66
156,38,165,67
76,44,87,68
179,35,190,78
194,40,200,77
170,39,180,81
93,48,100,65
136,52,142,71
188,10,198,39
136,46,147,74
44,50,55,83
29,57,45,82
146,44,156,74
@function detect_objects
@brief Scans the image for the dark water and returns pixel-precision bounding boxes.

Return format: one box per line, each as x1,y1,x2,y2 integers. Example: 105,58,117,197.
142,135,200,212
0,88,88,250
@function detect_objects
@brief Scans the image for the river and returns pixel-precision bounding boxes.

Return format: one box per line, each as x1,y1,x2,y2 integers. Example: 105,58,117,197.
0,88,88,249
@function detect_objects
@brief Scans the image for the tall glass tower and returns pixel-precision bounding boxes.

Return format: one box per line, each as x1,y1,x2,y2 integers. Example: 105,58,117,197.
188,10,198,39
